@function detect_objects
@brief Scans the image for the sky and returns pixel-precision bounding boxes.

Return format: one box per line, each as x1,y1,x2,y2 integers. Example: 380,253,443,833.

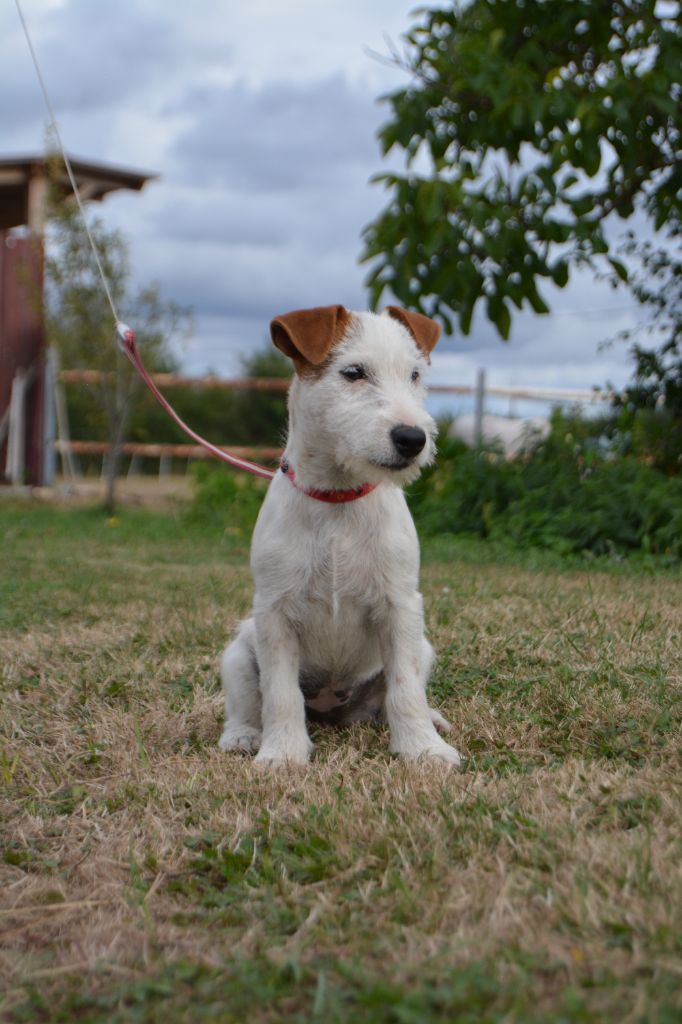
2,0,647,415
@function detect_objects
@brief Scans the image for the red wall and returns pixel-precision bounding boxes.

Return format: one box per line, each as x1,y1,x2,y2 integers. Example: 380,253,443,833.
0,231,45,485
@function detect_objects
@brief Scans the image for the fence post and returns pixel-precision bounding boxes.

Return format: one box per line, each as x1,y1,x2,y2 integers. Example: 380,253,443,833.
42,349,57,486
52,349,80,482
474,369,486,447
5,370,26,484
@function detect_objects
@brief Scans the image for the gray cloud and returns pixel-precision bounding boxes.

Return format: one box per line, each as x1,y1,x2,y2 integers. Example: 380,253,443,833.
171,75,381,191
2,1,641,389
3,2,180,131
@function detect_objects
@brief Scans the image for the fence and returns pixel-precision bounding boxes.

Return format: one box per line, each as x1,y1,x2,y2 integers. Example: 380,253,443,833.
50,365,613,482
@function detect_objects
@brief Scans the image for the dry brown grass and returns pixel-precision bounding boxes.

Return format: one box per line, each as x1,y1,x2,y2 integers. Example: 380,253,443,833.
1,503,681,1022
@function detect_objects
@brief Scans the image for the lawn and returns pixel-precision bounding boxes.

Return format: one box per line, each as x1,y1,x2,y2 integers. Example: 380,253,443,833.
1,501,681,1023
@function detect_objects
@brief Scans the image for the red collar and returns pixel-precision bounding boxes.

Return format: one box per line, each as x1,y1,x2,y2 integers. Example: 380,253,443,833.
281,461,377,504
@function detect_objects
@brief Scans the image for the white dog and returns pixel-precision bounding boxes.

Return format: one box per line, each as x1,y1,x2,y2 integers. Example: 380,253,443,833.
219,305,462,767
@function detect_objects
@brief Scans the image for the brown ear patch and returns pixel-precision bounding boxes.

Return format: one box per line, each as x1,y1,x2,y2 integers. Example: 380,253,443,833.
386,306,441,360
270,305,351,376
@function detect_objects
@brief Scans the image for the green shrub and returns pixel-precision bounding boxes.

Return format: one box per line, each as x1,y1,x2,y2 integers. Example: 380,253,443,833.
186,464,267,536
407,436,522,538
621,407,682,475
407,413,682,560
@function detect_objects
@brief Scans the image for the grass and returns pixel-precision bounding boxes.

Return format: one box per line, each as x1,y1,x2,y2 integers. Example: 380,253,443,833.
1,500,681,1023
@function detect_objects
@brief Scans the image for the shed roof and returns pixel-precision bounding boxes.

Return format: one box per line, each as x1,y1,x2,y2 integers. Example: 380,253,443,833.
0,153,157,230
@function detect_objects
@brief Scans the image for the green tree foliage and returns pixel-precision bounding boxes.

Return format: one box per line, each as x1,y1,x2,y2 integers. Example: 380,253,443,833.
232,347,291,446
361,0,681,340
607,236,682,472
46,197,190,510
66,343,290,455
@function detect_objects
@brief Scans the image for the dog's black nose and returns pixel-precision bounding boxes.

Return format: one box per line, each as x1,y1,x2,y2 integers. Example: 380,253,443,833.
390,424,426,459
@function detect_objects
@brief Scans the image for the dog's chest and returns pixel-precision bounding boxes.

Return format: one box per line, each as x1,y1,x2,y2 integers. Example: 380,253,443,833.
300,540,376,634
281,526,384,673
253,484,419,672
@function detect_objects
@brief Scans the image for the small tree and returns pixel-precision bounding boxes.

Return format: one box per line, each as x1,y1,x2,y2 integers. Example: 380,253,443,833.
362,0,681,339
234,346,290,446
45,198,190,513
608,236,682,472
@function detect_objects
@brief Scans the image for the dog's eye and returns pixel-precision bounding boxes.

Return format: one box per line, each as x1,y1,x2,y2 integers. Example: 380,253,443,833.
341,365,367,382
411,369,420,383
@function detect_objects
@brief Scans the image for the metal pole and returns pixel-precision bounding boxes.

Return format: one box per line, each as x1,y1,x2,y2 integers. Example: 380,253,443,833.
474,368,486,447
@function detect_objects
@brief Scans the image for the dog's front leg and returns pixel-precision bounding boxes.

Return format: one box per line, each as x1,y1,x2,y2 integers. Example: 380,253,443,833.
380,596,462,767
253,604,313,766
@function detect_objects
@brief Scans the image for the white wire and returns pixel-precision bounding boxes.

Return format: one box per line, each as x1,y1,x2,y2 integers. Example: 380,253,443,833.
14,0,121,327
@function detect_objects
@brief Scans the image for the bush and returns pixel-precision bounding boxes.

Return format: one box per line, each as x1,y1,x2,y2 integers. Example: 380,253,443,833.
186,464,267,536
407,413,682,560
612,406,682,476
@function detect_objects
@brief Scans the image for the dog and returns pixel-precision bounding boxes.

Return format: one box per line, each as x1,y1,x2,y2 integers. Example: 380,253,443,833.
219,304,462,767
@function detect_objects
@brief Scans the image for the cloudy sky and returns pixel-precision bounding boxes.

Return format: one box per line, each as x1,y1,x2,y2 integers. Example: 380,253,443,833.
3,0,644,410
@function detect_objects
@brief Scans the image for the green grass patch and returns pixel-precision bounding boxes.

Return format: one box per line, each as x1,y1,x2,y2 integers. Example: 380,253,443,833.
1,500,681,1024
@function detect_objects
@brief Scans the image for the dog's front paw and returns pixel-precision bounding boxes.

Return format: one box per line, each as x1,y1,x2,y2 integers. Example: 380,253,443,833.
219,723,262,754
392,731,464,768
254,728,313,767
420,739,464,767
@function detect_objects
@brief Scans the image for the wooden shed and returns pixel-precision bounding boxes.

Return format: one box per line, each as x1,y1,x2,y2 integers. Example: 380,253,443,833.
0,154,155,485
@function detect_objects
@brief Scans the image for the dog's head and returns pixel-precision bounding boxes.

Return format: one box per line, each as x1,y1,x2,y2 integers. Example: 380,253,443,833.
270,305,440,486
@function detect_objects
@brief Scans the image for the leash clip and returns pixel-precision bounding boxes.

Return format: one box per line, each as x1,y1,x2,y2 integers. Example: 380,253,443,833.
115,322,135,353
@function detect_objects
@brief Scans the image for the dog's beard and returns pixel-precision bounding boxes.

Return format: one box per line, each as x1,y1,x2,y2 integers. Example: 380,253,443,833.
294,378,437,488
337,435,436,487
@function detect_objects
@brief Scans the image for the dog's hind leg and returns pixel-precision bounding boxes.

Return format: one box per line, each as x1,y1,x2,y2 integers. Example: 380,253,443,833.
219,618,262,754
421,638,452,734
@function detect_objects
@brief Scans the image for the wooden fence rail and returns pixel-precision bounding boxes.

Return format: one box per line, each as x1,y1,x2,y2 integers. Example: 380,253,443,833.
58,371,290,392
57,369,611,404
54,440,283,461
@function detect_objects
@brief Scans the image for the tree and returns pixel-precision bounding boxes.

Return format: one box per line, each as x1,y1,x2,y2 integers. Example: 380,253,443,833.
45,197,190,513
234,346,290,446
608,235,682,472
361,0,681,340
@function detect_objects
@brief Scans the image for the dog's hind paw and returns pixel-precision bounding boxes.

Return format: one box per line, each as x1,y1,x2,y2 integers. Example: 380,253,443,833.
219,723,262,754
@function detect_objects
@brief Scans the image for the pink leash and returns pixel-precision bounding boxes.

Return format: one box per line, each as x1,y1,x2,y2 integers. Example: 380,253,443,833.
116,324,275,481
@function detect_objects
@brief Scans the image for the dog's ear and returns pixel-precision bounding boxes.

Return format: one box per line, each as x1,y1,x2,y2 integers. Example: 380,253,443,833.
386,306,441,360
270,305,350,374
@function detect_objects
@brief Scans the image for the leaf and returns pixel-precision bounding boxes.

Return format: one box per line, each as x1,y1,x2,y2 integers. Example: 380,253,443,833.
497,299,511,341
527,288,550,315
460,300,475,336
582,138,602,178
487,294,511,340
609,258,629,283
551,261,569,288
